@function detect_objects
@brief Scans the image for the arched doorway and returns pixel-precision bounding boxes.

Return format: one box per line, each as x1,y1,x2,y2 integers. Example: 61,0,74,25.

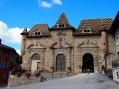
56,54,66,72
82,53,94,73
31,54,40,72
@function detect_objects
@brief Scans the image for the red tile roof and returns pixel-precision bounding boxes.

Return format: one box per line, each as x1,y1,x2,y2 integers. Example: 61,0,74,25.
0,44,15,50
109,11,119,34
50,13,74,30
28,24,50,37
21,27,28,35
74,18,113,35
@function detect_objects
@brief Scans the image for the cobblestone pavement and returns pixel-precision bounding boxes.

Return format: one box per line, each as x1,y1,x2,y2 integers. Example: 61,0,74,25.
3,73,119,89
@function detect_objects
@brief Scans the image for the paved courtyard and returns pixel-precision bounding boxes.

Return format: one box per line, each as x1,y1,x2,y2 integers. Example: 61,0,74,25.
3,73,119,89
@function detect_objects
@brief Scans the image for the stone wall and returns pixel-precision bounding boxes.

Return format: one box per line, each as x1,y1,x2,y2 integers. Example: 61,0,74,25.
21,28,116,73
8,75,41,87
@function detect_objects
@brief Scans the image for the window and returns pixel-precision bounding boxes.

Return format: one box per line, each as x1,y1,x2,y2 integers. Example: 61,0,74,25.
59,39,63,48
35,32,37,35
117,72,119,79
82,27,92,33
83,29,91,33
5,51,9,57
5,61,8,69
38,32,40,35
0,61,2,69
2,73,7,80
57,24,65,28
102,43,106,45
118,52,119,59
35,32,41,36
0,49,2,56
3,61,8,69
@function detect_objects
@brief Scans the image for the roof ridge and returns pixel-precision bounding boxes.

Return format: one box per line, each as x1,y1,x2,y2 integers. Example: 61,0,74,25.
81,18,113,21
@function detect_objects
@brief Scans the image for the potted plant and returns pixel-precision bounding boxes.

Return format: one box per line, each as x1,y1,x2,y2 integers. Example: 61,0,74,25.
25,72,31,78
16,72,21,77
34,71,41,77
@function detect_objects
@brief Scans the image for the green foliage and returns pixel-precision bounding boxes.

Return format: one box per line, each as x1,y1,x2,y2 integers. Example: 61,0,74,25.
17,55,22,64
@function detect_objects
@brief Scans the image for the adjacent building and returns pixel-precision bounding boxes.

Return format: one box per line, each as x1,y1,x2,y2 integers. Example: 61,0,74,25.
110,11,119,60
110,11,119,83
0,39,18,84
21,13,116,74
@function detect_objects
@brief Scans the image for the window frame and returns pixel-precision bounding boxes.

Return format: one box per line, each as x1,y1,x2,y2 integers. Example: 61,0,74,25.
2,73,7,80
0,49,2,56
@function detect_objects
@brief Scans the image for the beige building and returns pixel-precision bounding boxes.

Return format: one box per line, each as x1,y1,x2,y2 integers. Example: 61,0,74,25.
21,13,116,73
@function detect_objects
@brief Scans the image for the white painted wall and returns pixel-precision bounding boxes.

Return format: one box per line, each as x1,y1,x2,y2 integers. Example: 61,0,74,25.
112,67,119,83
115,28,119,59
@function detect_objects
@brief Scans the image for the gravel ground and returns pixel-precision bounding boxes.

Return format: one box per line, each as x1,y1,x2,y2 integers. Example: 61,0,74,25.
2,73,119,89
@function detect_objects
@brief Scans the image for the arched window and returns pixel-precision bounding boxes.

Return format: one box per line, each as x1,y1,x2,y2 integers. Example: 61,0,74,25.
59,39,63,48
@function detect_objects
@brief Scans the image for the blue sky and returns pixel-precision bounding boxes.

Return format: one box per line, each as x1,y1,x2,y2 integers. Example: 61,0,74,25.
0,0,119,54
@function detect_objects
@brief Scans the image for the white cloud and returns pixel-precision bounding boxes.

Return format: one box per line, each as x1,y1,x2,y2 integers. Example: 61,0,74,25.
52,0,62,5
39,1,52,8
16,49,21,55
38,0,62,8
0,21,30,44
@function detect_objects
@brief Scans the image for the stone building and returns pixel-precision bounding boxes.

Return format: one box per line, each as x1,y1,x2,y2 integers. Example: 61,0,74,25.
21,13,116,73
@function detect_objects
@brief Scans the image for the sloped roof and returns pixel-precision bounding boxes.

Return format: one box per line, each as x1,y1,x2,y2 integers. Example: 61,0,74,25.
28,24,50,37
74,18,113,35
21,27,28,35
109,11,119,34
50,13,74,30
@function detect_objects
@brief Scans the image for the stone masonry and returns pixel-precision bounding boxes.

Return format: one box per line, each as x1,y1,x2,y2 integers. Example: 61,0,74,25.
21,13,116,74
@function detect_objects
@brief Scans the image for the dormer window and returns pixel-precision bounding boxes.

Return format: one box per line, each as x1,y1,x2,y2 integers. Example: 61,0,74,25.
38,32,40,35
35,32,38,35
57,24,66,28
35,31,41,36
82,27,92,33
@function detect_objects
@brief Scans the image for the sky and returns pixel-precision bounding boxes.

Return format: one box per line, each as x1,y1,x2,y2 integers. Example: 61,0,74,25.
0,0,119,55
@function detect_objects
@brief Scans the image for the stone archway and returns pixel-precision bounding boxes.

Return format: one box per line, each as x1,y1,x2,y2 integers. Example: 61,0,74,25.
82,53,94,73
31,54,40,73
56,54,66,72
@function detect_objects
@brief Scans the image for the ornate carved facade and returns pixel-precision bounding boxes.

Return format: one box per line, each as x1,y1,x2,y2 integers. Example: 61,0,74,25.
21,13,116,73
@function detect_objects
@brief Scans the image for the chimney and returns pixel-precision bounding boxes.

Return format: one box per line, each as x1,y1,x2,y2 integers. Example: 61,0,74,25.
0,39,1,44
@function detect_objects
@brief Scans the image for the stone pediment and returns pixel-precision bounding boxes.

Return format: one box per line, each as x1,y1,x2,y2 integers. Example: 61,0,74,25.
78,40,98,48
27,43,46,50
50,42,72,49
